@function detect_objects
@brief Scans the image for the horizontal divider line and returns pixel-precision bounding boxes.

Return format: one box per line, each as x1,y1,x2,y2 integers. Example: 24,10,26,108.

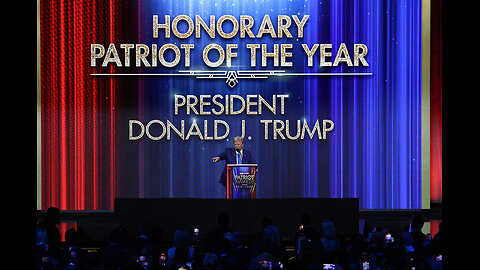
91,73,373,76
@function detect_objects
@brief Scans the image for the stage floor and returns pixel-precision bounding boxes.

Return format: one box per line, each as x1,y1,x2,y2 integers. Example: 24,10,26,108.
36,199,441,246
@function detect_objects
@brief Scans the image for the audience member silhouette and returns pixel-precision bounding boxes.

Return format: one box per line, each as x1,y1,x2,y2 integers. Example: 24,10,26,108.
299,212,320,241
318,218,341,266
58,228,81,266
250,252,281,270
133,223,161,261
168,227,194,269
409,213,427,260
207,211,233,254
252,225,286,265
38,207,62,253
37,228,53,270
170,245,191,270
432,221,443,255
228,232,255,270
198,253,218,270
64,228,79,247
99,226,128,269
246,216,273,250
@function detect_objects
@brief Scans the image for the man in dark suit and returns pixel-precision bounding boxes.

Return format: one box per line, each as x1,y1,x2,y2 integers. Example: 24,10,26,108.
212,136,255,189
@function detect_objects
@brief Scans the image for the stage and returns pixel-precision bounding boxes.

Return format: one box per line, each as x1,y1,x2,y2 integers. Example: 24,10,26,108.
36,198,441,249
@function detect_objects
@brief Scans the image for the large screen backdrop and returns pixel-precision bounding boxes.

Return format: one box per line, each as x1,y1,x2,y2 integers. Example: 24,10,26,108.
40,0,431,210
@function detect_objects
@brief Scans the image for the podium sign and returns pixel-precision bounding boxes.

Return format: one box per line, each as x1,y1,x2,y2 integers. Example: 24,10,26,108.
226,164,257,199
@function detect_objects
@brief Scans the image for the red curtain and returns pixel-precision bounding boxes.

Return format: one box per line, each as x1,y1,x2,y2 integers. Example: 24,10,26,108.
41,0,123,210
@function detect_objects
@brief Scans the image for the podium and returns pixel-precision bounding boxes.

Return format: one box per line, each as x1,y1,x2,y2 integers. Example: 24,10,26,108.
226,164,257,199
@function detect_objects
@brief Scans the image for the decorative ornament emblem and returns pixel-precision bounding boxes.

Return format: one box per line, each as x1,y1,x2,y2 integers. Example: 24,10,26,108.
226,71,239,88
